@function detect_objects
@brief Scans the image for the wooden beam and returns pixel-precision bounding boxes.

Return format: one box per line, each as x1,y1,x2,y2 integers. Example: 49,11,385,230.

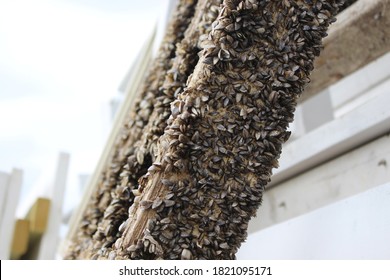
10,219,30,260
20,198,51,260
27,198,51,235
300,0,390,102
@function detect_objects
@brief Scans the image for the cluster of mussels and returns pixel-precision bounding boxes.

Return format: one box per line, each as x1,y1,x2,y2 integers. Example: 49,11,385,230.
66,0,344,260
66,0,223,259
339,0,358,12
65,0,198,259
98,0,223,260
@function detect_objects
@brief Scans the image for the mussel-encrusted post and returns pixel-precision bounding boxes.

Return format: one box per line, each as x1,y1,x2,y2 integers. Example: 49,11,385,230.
117,0,344,259
65,0,199,259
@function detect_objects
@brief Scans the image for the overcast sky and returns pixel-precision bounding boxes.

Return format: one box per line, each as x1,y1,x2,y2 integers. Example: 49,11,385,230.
0,0,170,216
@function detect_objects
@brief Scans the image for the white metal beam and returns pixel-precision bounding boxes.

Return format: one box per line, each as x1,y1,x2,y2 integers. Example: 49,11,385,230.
271,80,390,187
0,169,23,260
300,0,390,102
250,133,390,234
239,182,390,260
38,152,70,260
0,171,10,230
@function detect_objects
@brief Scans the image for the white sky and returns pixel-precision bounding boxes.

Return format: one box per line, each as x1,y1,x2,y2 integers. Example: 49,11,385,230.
0,0,170,216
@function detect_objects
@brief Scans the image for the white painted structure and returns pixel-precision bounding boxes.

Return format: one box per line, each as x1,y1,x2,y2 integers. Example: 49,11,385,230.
38,152,70,260
0,171,10,227
237,53,390,259
0,169,23,259
238,183,390,259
